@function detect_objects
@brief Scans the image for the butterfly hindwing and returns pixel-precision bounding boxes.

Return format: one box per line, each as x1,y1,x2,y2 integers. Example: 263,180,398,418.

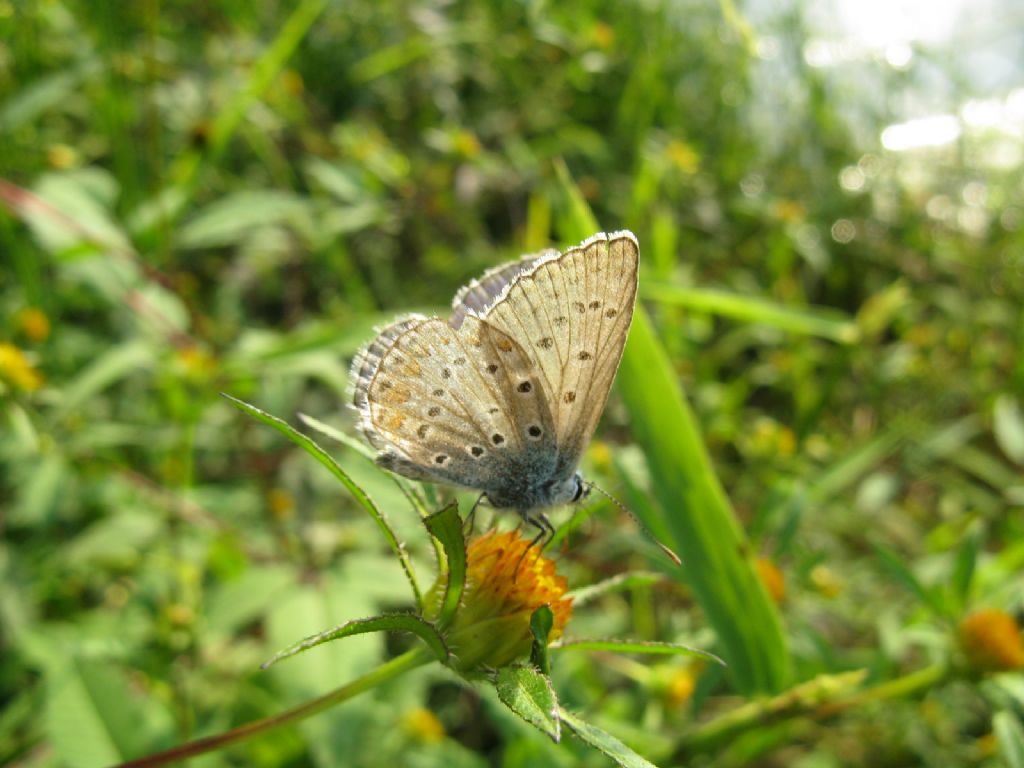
449,249,558,330
352,315,557,491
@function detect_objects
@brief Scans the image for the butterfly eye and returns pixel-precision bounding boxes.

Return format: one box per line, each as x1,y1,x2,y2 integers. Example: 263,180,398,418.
571,478,588,502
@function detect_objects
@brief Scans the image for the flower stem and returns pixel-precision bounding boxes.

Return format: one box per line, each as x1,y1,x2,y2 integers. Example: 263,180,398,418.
114,648,432,767
677,663,951,756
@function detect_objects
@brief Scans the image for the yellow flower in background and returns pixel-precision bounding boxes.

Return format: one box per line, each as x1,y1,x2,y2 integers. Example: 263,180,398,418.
402,707,446,744
773,199,806,223
587,439,613,473
664,665,697,709
174,344,218,385
452,130,481,159
590,21,615,49
16,307,51,342
810,564,843,599
666,139,700,175
431,530,573,675
267,488,295,521
46,143,79,169
0,343,44,391
959,609,1024,672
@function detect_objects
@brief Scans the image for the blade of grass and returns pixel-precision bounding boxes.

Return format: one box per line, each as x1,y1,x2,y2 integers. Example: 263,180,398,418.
553,639,724,665
553,161,790,694
140,0,328,236
617,308,791,693
641,283,859,343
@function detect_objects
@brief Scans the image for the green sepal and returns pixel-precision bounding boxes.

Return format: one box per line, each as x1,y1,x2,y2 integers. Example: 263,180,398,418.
529,605,554,675
423,502,466,629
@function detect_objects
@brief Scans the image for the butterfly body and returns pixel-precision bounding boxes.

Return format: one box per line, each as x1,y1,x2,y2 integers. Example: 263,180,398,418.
351,231,639,520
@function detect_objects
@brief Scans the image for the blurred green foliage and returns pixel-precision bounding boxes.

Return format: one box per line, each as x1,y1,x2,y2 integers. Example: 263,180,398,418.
2,0,1023,766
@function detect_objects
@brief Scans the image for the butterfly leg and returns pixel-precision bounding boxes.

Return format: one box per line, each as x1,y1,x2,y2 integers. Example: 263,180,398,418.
514,511,556,579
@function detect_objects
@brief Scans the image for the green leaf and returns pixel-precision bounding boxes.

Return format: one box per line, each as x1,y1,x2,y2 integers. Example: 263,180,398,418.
995,711,1024,768
304,157,364,202
494,665,561,743
45,656,173,767
873,544,947,617
155,0,329,233
204,565,296,643
11,452,68,526
559,707,659,768
950,527,980,608
0,60,100,131
424,502,466,629
223,394,422,605
261,613,448,669
178,190,310,248
553,639,724,666
641,283,859,343
265,572,383,694
56,340,155,419
983,675,1024,713
22,169,133,257
554,164,790,695
64,510,163,568
530,605,555,675
553,158,600,234
994,394,1024,464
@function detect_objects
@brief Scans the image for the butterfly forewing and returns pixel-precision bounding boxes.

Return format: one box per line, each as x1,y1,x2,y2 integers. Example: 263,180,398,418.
353,314,556,491
475,231,639,463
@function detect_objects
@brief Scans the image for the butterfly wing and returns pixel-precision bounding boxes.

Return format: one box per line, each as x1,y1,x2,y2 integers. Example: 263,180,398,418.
449,249,558,330
351,314,558,492
468,231,639,470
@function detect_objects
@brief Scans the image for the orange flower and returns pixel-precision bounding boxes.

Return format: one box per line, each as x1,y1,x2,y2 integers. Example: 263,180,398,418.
16,307,51,342
756,557,786,604
959,609,1024,672
431,530,573,675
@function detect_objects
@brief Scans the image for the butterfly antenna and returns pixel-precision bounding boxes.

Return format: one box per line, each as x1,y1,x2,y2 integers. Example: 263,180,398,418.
587,483,682,566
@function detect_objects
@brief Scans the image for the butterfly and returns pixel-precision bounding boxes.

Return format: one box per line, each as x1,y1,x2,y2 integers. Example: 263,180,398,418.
351,231,639,539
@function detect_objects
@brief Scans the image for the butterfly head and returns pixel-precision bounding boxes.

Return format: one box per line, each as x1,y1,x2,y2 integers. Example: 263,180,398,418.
544,471,589,507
